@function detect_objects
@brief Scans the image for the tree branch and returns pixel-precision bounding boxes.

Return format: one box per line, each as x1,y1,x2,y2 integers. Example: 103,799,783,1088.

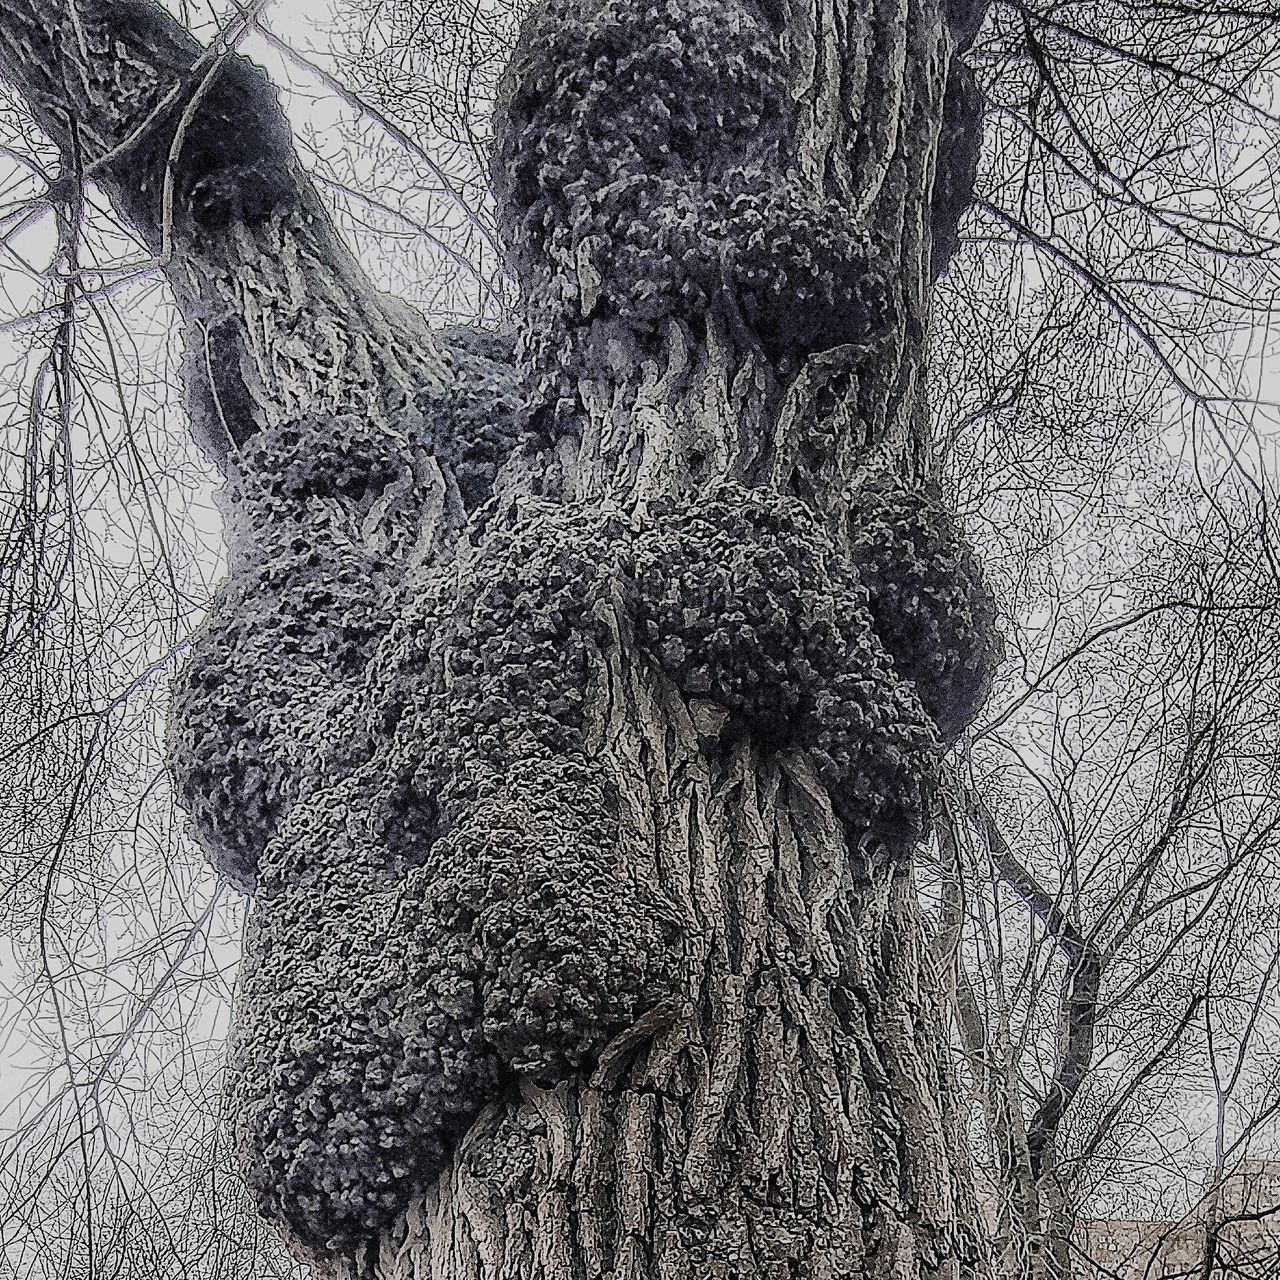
0,0,282,248
952,775,1105,1176
0,0,445,465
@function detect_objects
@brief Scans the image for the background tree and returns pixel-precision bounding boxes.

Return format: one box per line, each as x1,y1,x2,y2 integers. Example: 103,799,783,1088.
927,4,1280,1272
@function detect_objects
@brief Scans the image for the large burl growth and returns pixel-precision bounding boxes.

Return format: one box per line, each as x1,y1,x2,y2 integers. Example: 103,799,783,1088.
164,0,1000,1263
170,433,996,1250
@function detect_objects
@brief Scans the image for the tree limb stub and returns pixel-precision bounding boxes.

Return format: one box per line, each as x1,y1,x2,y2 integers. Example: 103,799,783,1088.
0,0,447,466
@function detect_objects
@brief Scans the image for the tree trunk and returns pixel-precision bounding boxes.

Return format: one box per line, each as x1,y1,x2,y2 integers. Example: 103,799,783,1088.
0,3,998,1279
366,757,981,1280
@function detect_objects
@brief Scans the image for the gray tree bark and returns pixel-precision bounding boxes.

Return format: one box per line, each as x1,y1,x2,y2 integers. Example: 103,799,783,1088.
0,3,1000,1279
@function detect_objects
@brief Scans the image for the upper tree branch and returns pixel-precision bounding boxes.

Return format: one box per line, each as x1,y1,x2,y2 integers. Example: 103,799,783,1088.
0,0,444,465
0,0,288,253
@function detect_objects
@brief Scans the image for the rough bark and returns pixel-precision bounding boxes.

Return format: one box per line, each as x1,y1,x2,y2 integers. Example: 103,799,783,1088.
337,715,987,1280
0,3,1000,1279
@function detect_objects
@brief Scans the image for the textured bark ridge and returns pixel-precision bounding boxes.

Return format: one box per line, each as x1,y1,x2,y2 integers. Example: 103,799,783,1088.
1,0,998,1276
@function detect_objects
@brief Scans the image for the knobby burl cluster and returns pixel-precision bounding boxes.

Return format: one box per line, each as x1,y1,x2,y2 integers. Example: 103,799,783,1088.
170,426,997,1248
167,0,1000,1254
169,330,523,892
492,0,892,415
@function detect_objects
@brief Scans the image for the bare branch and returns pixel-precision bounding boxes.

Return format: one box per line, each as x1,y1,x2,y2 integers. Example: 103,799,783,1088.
950,773,1105,1175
